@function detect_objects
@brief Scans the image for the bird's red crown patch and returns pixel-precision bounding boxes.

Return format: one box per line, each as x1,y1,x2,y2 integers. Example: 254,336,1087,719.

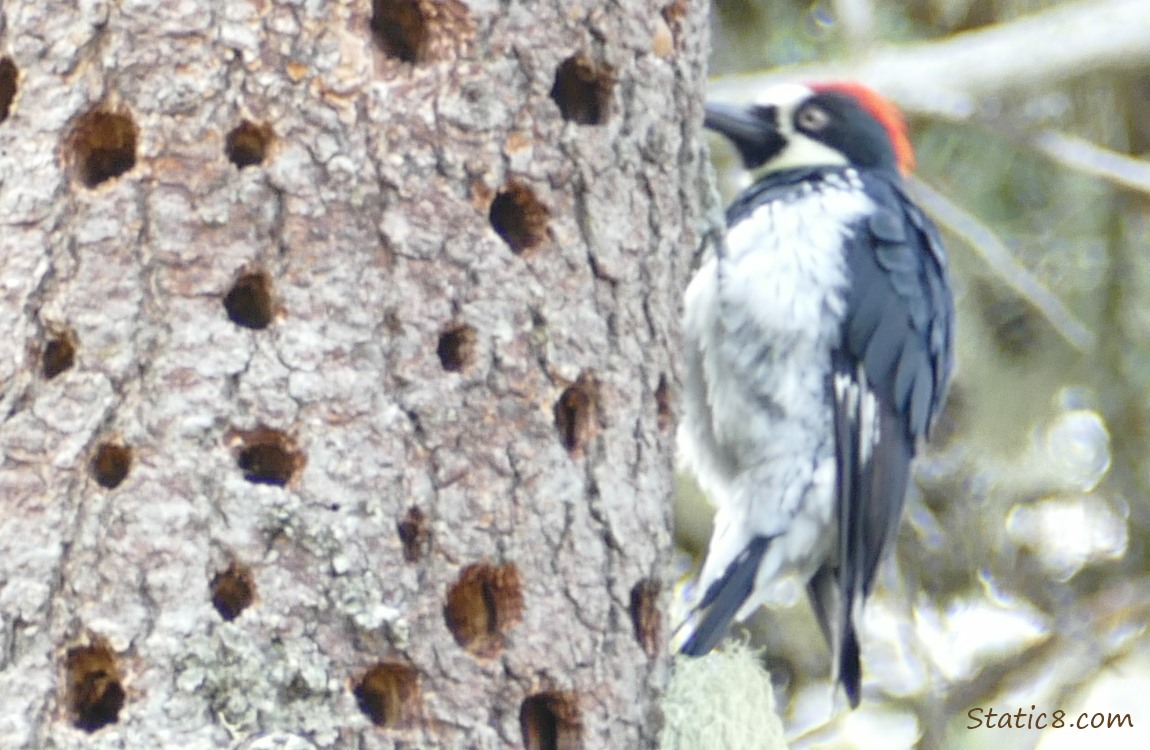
812,81,916,175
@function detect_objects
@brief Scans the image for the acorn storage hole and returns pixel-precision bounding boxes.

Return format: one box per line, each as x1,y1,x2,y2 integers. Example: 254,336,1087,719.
65,643,125,733
489,182,549,255
41,332,76,379
225,121,272,168
520,692,582,750
629,578,662,657
354,662,421,729
91,443,131,490
550,54,614,125
554,372,599,455
397,506,430,562
371,0,426,63
211,562,255,621
654,373,672,431
436,323,476,372
230,427,302,486
223,272,274,329
69,109,138,188
0,57,17,123
443,562,523,658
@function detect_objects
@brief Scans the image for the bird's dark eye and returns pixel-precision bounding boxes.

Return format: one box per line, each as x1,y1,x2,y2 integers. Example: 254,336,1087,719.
797,104,830,131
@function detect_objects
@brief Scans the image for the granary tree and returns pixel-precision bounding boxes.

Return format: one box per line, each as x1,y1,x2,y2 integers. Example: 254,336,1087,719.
0,1,710,748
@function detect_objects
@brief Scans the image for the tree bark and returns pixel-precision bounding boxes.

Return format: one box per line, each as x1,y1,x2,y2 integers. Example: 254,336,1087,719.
0,1,708,747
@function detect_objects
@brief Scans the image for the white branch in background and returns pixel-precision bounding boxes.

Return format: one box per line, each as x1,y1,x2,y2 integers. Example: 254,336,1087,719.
907,176,1096,353
1032,130,1150,197
708,0,1150,121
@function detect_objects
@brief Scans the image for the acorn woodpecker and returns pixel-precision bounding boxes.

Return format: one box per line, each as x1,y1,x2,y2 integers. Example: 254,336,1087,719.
678,82,955,707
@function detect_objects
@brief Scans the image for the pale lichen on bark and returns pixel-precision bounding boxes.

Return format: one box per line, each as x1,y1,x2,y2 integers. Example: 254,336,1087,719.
0,0,708,748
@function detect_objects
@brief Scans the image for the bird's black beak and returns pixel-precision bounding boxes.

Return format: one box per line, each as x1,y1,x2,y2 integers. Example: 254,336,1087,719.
704,102,785,170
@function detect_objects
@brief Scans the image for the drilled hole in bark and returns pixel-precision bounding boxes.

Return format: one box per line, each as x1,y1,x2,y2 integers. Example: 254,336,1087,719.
355,662,421,728
69,109,138,188
520,692,582,750
489,182,548,256
437,323,476,372
397,506,430,562
661,0,688,52
550,54,613,125
554,372,599,455
211,562,255,621
91,443,131,490
230,427,302,486
223,272,274,329
663,0,689,27
226,121,272,168
66,643,125,733
629,578,662,657
654,374,672,431
42,333,76,379
370,0,426,63
444,563,523,658
0,58,17,122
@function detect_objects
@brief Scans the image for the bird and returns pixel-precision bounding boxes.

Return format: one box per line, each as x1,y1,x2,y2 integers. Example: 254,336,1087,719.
676,81,955,708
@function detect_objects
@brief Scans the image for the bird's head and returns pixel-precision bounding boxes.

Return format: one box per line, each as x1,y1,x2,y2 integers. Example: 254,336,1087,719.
704,81,915,178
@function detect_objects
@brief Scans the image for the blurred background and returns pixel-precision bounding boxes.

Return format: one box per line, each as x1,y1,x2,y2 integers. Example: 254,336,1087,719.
673,0,1150,747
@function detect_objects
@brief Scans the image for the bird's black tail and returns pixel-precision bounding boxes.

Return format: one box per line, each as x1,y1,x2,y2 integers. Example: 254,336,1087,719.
808,566,862,708
680,536,771,657
839,623,861,707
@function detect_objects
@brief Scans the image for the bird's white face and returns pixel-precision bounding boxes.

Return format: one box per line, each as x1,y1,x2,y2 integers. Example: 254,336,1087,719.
706,81,912,179
750,83,850,178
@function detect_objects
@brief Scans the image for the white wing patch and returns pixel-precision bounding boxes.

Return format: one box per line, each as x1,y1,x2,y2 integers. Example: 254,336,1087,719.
858,372,879,464
835,366,881,464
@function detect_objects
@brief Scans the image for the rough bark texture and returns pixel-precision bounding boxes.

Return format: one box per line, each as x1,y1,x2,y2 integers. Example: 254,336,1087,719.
0,1,708,748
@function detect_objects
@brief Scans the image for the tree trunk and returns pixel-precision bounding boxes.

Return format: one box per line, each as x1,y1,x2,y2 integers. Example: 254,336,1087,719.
0,1,708,747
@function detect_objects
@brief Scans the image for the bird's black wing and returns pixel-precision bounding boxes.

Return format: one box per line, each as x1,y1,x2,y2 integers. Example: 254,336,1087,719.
820,171,954,706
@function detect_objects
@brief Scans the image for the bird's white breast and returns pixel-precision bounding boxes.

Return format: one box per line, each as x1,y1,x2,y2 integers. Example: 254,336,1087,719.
681,174,874,479
720,178,871,339
679,175,874,599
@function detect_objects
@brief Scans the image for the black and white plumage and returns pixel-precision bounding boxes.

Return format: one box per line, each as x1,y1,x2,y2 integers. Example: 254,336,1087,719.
677,82,954,708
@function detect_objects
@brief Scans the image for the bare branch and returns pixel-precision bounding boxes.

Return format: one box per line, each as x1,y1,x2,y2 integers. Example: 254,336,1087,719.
708,0,1150,119
907,177,1096,353
1031,129,1150,197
